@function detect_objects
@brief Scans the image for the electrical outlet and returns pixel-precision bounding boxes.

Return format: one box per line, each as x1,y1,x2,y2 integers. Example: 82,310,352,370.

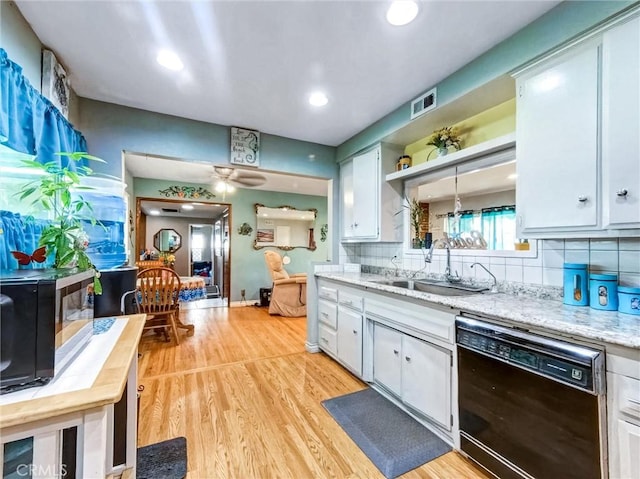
241,289,246,297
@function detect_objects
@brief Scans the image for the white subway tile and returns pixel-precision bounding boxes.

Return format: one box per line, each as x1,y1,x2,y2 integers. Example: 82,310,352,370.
619,238,640,251
589,250,619,273
542,239,565,250
543,248,565,269
543,267,564,287
565,239,590,250
489,257,506,266
506,257,523,266
564,250,589,264
462,262,476,278
506,264,523,282
490,264,506,281
523,255,542,267
523,266,543,285
619,250,640,274
619,273,640,286
589,239,619,251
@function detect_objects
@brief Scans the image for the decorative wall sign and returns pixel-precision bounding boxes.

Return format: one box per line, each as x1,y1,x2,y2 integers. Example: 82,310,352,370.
42,50,70,118
158,186,215,199
230,127,260,167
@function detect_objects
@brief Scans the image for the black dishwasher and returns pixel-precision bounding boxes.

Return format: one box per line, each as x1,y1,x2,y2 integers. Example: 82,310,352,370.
456,316,606,479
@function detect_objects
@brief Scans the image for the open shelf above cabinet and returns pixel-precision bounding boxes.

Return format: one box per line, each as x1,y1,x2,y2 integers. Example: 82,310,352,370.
386,132,515,185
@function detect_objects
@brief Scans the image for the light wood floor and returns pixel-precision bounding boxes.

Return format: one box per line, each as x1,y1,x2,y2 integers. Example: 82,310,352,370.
137,306,489,479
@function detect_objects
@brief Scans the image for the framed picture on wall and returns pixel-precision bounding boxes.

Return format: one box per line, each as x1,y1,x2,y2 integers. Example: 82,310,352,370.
230,127,260,167
41,49,70,119
256,229,274,243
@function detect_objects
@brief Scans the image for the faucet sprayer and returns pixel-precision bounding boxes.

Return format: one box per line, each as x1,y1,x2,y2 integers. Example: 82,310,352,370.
470,262,498,293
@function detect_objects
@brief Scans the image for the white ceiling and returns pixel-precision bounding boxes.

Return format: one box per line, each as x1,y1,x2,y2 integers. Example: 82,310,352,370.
139,198,228,219
15,0,561,147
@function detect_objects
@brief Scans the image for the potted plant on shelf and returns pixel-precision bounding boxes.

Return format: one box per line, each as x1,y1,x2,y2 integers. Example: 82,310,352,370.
18,152,105,293
426,126,462,158
405,197,426,249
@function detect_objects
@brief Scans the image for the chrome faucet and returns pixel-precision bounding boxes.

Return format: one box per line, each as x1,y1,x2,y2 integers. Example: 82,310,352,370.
424,239,461,283
470,262,498,293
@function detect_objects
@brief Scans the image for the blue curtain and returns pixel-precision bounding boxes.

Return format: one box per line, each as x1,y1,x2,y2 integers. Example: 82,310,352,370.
481,206,516,250
0,48,88,169
0,210,52,269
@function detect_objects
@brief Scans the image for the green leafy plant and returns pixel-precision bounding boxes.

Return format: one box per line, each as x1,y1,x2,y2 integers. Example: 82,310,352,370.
18,152,105,293
426,126,462,151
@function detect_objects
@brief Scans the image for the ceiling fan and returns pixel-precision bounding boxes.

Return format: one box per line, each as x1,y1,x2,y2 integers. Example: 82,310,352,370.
211,165,267,199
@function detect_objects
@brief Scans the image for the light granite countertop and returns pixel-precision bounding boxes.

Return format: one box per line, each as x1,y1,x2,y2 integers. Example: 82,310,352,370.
316,272,640,350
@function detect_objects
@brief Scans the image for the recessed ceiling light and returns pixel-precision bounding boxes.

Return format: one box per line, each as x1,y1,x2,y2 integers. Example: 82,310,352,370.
149,209,160,216
157,49,184,71
386,1,419,26
309,92,328,107
182,204,194,210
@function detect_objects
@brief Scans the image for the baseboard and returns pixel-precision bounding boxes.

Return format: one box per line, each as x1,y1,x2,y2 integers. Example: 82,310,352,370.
229,300,259,308
306,341,321,353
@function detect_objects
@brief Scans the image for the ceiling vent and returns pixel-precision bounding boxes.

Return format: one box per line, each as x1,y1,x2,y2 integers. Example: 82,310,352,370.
410,87,437,120
161,208,180,213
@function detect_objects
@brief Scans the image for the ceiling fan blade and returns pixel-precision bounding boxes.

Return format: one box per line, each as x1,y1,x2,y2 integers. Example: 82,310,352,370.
230,174,267,187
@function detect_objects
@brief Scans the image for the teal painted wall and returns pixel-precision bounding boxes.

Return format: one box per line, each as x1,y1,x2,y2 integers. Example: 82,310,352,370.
134,178,328,301
78,98,338,181
337,1,637,160
0,1,41,88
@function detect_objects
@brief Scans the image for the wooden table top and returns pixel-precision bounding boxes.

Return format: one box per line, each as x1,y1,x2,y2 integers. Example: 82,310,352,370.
0,314,145,430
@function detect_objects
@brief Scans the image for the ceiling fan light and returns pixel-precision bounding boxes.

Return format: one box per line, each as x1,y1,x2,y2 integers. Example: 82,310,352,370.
215,182,227,193
226,184,236,193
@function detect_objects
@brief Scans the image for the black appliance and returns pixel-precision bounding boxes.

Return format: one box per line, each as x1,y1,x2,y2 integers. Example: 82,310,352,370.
260,287,272,307
93,266,138,317
456,316,606,479
0,268,94,393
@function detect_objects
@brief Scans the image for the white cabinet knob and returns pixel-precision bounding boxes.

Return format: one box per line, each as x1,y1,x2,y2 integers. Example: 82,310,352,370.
405,356,411,362
393,349,399,355
352,329,358,335
616,189,629,198
577,196,588,203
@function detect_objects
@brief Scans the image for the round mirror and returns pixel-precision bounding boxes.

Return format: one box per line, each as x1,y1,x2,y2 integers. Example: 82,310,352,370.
154,228,182,253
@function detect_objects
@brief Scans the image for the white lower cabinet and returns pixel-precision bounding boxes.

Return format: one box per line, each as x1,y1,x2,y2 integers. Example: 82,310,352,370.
373,322,452,431
402,335,451,430
373,324,402,395
337,306,363,376
607,349,640,479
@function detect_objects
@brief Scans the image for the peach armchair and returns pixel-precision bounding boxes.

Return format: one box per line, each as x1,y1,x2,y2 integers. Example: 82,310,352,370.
264,250,307,317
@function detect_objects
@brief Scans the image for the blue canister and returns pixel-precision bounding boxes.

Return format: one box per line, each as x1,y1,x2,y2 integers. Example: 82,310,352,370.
618,286,640,316
589,274,618,311
563,263,588,306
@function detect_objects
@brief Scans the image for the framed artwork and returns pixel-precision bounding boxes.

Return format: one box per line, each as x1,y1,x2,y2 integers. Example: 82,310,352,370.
230,127,260,167
42,49,70,118
256,229,274,243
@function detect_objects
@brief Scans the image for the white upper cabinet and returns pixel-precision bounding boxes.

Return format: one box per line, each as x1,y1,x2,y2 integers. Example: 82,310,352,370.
515,41,600,233
340,143,404,242
602,16,640,228
515,13,640,237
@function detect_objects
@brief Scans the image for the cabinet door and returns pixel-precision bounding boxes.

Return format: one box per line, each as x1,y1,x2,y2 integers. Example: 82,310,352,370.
340,159,355,238
402,335,451,430
516,43,599,232
351,148,379,238
373,323,402,396
602,17,640,228
617,420,640,479
337,306,363,376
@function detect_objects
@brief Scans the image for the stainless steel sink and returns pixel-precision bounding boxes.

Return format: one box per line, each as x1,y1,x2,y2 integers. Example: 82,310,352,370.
372,279,488,296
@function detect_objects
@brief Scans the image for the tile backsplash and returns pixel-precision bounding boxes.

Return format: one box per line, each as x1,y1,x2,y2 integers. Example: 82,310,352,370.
339,238,640,287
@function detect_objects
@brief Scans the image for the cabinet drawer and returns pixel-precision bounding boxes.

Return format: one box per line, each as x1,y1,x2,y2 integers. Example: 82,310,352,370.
339,290,364,312
318,285,338,302
615,374,640,421
319,324,337,356
318,299,337,329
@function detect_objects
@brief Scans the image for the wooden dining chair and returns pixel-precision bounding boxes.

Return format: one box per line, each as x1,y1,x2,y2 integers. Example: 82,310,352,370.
136,267,181,345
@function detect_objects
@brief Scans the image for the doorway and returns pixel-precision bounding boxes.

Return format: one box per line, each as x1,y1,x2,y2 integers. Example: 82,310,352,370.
136,197,231,306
